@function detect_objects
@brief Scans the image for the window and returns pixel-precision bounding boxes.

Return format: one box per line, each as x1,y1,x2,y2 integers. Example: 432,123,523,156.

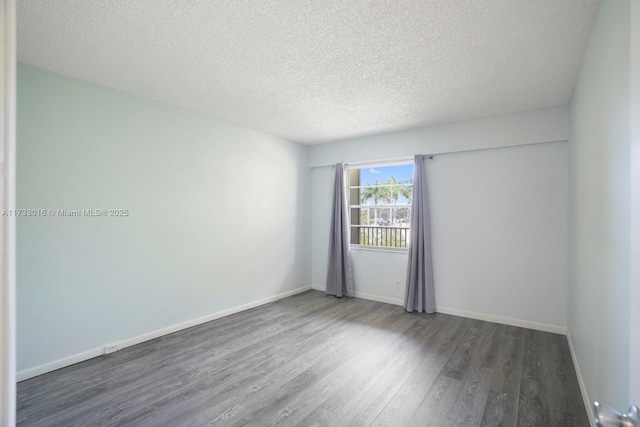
347,162,414,249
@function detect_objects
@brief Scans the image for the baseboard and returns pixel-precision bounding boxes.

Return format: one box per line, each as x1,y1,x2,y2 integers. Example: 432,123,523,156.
354,291,403,306
567,331,595,426
311,284,565,334
16,347,103,382
435,306,567,335
310,284,403,306
112,285,312,352
17,285,313,382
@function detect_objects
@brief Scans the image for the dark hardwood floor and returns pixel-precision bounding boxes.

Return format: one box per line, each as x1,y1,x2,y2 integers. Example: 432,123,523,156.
17,290,589,426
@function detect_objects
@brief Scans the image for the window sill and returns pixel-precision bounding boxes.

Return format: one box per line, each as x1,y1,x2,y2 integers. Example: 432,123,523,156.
350,245,409,254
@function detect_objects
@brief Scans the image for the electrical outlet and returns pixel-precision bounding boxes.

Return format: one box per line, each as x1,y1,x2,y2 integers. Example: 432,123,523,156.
102,344,119,355
395,280,401,289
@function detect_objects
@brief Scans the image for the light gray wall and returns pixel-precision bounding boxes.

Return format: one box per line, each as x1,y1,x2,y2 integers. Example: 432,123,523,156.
310,106,568,167
311,107,569,328
16,65,311,372
568,0,631,410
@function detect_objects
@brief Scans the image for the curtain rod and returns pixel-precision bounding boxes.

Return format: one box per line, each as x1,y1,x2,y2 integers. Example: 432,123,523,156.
309,139,567,169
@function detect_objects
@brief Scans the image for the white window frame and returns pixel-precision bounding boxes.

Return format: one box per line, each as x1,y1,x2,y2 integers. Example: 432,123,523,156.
345,159,413,252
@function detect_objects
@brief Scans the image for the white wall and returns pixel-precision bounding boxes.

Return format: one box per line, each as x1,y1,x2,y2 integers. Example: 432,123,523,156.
311,107,569,330
568,0,631,412
16,65,311,374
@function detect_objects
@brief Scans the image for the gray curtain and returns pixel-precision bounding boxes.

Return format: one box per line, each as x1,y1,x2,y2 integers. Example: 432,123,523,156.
326,163,354,297
404,154,436,313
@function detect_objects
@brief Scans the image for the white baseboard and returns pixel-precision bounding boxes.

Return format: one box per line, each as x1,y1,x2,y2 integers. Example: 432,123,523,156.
353,291,403,306
17,285,312,382
567,331,595,426
310,284,565,334
16,347,104,382
311,284,404,306
435,306,567,335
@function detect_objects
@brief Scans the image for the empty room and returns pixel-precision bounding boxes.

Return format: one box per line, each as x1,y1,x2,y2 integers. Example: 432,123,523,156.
1,0,639,426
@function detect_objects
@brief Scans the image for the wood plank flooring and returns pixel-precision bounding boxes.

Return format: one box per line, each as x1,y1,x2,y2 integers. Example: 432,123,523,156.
17,290,589,426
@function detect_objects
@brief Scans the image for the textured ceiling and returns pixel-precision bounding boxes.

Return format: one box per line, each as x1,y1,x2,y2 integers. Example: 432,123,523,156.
17,0,600,144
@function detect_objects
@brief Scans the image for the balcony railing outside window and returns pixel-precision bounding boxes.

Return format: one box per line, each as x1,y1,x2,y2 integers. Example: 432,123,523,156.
355,225,409,248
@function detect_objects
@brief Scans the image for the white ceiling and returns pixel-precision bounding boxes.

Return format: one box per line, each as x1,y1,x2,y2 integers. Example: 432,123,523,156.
17,0,600,145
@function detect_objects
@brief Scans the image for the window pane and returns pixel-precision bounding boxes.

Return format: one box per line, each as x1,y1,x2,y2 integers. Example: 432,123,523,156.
348,163,414,248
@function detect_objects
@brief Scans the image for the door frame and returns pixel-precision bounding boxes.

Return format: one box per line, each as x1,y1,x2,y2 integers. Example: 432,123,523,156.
1,0,17,425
